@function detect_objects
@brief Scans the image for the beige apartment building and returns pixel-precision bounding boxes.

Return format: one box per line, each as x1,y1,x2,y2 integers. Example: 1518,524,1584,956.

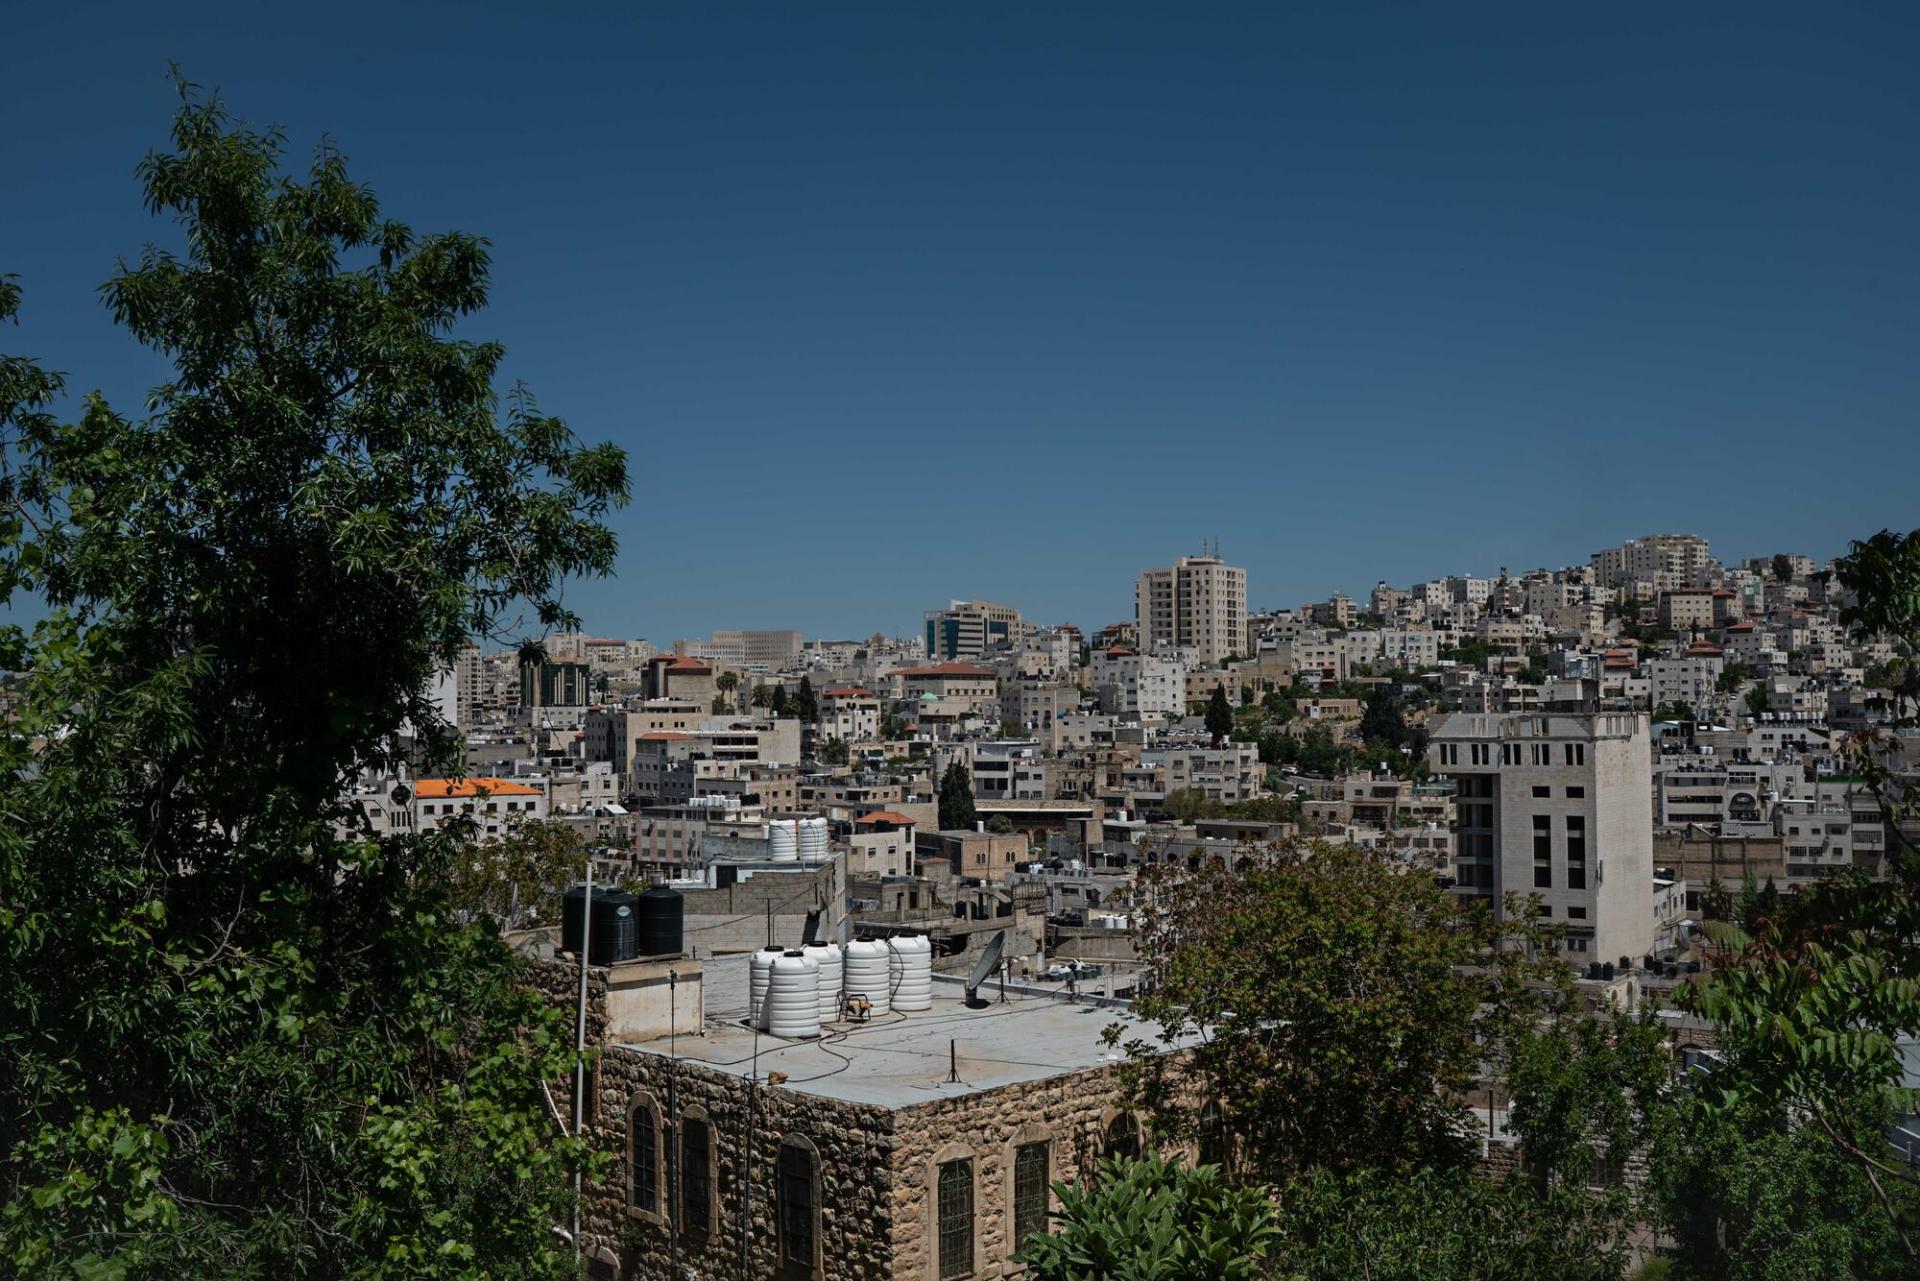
1428,711,1655,968
1135,555,1247,665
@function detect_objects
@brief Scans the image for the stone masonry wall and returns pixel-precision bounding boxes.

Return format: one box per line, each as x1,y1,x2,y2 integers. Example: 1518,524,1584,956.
887,1064,1134,1281
586,1048,899,1281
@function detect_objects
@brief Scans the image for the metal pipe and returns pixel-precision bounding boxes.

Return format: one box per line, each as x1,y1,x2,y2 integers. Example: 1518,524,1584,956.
572,859,592,1255
669,968,680,1278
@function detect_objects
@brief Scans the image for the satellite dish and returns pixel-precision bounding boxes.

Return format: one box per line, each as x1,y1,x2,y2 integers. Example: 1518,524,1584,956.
966,930,1007,1007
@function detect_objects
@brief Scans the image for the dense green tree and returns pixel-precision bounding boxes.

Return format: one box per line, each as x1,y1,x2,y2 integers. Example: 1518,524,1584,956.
1261,687,1297,721
1743,683,1769,721
1271,1167,1629,1281
938,762,977,831
1519,645,1551,686
1205,685,1234,746
1771,552,1795,582
0,88,622,1278
817,737,850,766
1016,1152,1288,1281
793,674,818,723
1160,788,1226,822
1118,842,1559,1182
1359,685,1409,748
986,813,1016,835
714,668,739,709
1651,1096,1920,1281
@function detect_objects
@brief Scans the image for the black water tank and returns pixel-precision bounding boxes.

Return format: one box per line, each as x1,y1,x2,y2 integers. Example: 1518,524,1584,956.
561,885,591,955
636,885,684,958
590,890,641,965
1601,962,1615,980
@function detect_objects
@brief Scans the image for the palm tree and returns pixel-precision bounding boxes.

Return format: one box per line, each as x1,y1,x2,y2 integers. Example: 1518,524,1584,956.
716,670,740,710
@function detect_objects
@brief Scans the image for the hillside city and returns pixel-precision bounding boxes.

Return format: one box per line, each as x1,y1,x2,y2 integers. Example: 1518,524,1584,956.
327,530,1918,1278
8,18,1919,1279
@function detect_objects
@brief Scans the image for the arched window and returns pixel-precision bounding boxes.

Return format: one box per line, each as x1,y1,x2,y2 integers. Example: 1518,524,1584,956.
1103,1112,1140,1162
1012,1141,1050,1247
681,1108,713,1241
936,1156,974,1279
1198,1099,1228,1170
627,1092,661,1216
778,1137,818,1274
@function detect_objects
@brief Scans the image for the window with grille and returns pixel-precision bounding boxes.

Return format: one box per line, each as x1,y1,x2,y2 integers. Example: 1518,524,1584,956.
1012,1143,1049,1248
937,1158,974,1279
629,1099,658,1214
1104,1113,1139,1161
1198,1101,1227,1169
779,1142,814,1269
681,1116,710,1240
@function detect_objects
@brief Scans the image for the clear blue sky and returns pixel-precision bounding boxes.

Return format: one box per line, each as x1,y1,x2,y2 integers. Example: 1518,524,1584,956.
6,2,1917,642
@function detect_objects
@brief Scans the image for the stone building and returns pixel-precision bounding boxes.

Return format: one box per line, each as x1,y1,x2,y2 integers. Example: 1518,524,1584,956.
568,952,1193,1280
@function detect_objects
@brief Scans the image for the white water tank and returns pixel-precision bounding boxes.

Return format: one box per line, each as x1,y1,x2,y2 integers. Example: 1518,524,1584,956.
887,934,933,1012
843,939,892,1015
767,819,798,862
749,945,782,1030
767,950,821,1039
805,940,844,1023
798,816,829,861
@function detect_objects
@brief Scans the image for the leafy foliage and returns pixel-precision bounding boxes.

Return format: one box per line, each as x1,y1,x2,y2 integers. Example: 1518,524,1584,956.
1118,841,1561,1181
1,86,622,1278
1272,1167,1631,1281
443,816,588,931
1650,1095,1920,1280
1015,1151,1289,1281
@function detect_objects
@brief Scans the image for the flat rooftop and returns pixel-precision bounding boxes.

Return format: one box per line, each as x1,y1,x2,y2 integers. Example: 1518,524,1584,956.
616,951,1184,1109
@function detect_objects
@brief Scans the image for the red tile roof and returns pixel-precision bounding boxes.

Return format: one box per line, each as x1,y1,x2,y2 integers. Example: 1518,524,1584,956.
898,663,995,678
855,810,917,826
822,687,874,699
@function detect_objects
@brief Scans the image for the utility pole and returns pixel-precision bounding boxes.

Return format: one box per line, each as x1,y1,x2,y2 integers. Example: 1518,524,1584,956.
571,858,592,1256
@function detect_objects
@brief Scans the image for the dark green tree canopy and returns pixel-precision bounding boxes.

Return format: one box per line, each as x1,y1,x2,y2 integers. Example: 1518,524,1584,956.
2,86,625,1280
939,761,978,831
1205,684,1234,746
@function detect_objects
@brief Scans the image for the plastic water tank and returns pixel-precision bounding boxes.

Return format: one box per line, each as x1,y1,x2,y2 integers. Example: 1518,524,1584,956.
843,939,891,1015
798,817,828,861
749,946,782,1030
635,885,684,958
888,934,933,1012
768,819,798,862
587,890,640,965
768,950,822,1039
805,940,843,1023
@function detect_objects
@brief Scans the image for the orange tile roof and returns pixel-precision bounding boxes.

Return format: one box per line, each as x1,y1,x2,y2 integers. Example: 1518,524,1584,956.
639,732,692,741
855,810,917,826
414,777,542,799
822,687,874,699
